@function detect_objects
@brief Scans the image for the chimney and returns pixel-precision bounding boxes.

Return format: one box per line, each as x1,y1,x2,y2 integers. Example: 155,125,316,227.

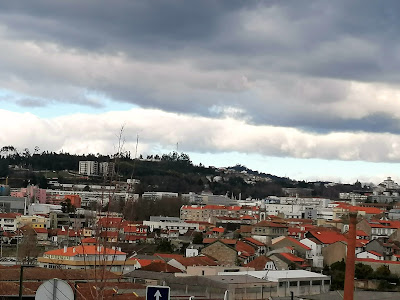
63,245,67,253
73,247,76,253
344,212,357,300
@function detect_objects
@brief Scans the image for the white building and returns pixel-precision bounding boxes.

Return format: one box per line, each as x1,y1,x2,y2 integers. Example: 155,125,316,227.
28,203,62,215
300,238,324,268
0,213,19,232
142,192,178,200
357,251,384,260
380,177,399,190
38,245,138,274
262,203,318,219
99,162,114,176
144,216,199,234
78,161,99,176
218,270,331,298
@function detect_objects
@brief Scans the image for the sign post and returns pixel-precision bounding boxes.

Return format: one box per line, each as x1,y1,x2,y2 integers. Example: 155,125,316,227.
146,285,170,300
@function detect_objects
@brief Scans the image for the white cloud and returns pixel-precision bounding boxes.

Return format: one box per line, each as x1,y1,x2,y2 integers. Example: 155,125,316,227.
2,108,400,164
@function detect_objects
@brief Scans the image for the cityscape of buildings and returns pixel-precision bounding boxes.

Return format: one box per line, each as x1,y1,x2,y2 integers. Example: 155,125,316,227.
0,158,398,298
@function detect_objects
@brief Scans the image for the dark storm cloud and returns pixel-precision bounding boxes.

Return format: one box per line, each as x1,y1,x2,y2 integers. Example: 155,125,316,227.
2,0,400,135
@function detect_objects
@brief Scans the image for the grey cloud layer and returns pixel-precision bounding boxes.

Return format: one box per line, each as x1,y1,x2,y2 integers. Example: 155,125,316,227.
1,1,400,156
2,108,400,163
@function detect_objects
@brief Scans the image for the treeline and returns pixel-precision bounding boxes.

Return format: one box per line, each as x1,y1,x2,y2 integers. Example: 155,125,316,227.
324,260,400,291
0,145,367,199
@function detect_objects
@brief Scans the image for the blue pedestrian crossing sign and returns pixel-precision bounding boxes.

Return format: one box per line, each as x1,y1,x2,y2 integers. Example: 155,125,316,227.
146,285,170,300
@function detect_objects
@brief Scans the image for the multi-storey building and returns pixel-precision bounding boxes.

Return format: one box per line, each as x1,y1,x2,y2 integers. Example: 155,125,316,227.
251,220,288,243
142,192,178,200
144,216,199,234
0,213,20,232
180,205,259,224
99,162,115,177
17,215,49,229
37,245,137,274
78,161,99,176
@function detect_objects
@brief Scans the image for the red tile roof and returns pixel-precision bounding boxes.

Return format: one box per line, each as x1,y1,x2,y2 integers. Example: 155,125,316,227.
244,237,265,247
308,230,346,245
368,251,383,257
356,230,369,237
81,237,97,243
212,227,225,233
244,256,272,270
0,213,21,219
278,252,305,263
140,261,182,273
356,258,400,264
174,256,218,267
236,241,256,257
33,228,48,234
134,259,163,267
255,220,287,228
275,236,311,250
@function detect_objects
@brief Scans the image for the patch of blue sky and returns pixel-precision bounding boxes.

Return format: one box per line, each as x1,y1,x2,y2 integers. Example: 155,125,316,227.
0,88,138,118
187,151,399,185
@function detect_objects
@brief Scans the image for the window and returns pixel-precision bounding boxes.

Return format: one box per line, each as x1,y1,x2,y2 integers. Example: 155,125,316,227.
290,281,297,287
312,280,321,285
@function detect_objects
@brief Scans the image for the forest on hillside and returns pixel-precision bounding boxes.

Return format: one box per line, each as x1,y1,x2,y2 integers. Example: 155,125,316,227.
0,145,365,199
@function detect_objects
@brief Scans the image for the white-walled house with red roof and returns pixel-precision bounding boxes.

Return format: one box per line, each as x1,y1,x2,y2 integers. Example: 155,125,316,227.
300,237,324,268
37,245,138,274
0,213,20,232
357,250,384,260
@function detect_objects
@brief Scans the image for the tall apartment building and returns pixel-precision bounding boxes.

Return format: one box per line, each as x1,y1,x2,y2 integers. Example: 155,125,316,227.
180,204,259,224
99,162,115,177
78,161,98,176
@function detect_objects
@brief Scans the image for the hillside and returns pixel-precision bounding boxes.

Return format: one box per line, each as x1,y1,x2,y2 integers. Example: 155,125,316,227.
0,147,362,199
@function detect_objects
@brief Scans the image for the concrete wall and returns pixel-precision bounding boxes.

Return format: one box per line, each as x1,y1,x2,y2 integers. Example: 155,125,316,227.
322,241,346,266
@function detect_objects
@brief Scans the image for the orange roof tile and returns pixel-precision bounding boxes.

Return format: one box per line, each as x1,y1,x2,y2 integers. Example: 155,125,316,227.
368,250,383,257
244,256,272,270
278,252,305,263
308,230,346,245
275,236,311,250
244,237,265,247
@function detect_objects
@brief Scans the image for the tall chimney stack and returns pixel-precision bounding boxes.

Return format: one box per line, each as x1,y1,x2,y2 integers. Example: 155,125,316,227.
344,212,357,300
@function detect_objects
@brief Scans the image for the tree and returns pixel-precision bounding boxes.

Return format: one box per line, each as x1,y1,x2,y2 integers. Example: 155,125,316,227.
193,232,204,244
17,227,40,265
61,198,76,213
156,239,174,253
355,263,373,279
374,265,391,279
0,159,9,177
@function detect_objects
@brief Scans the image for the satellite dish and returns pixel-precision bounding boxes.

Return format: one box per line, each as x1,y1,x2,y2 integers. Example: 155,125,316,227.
35,278,74,300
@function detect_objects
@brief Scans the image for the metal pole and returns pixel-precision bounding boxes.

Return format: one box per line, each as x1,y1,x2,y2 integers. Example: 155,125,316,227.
52,279,58,300
18,265,24,300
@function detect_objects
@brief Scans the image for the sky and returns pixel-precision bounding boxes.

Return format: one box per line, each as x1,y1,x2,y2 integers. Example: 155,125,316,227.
1,1,400,184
